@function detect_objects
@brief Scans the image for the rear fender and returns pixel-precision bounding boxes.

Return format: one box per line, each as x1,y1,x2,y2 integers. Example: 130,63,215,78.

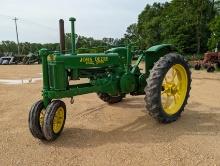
145,44,177,76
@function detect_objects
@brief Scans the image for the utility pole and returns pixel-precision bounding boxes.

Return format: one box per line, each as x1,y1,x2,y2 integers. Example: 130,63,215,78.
13,17,20,55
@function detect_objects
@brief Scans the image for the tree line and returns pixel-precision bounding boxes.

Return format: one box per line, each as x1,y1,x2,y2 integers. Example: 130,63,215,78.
0,37,125,55
0,0,220,56
127,0,220,54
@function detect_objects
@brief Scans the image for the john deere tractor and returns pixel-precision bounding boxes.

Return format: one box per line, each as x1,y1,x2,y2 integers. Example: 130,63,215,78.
28,18,191,141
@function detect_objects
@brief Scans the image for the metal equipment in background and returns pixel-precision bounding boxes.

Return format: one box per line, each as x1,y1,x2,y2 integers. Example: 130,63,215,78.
194,51,220,72
28,17,192,141
0,52,40,65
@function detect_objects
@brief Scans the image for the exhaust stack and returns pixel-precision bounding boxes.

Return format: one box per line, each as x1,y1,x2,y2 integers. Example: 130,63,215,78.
59,19,65,54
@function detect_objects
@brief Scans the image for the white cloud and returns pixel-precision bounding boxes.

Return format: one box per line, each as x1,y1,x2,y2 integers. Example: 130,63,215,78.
0,0,169,43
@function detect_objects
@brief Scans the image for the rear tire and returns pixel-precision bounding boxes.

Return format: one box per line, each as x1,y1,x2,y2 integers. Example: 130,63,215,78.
28,100,45,140
145,53,191,123
97,93,125,104
217,62,220,69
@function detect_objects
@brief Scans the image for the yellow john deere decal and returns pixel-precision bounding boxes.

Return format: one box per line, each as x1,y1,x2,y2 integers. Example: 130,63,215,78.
80,57,108,65
95,57,108,64
47,55,56,61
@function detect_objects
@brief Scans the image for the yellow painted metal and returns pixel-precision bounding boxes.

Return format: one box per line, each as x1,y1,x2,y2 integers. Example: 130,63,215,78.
39,109,45,128
52,107,65,133
161,64,188,115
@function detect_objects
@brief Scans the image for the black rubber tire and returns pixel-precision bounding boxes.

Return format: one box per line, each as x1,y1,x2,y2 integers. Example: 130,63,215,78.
194,63,201,70
207,66,215,72
217,62,220,69
97,93,125,104
42,100,66,141
28,100,45,140
145,53,191,123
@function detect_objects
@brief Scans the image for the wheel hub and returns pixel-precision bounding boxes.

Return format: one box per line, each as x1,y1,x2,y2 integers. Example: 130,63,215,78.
163,83,178,96
53,107,65,134
161,64,188,115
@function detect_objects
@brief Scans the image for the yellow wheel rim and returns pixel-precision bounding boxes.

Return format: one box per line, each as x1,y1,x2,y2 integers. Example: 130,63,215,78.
161,64,188,115
39,109,45,128
53,107,65,134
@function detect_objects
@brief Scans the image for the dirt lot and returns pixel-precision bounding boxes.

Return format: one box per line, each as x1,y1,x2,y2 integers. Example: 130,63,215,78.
0,65,220,166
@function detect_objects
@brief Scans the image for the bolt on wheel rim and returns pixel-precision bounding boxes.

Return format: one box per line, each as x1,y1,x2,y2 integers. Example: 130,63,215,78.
161,64,188,115
53,107,65,134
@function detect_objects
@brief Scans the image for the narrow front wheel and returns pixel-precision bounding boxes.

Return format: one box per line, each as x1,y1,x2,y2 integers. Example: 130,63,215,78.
42,100,66,141
28,100,45,140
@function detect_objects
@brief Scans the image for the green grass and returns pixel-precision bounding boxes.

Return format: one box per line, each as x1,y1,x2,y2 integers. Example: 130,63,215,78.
215,67,220,72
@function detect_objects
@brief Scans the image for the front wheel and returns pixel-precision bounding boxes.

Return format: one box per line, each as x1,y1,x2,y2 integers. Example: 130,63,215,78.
42,100,66,141
28,100,45,140
145,53,191,123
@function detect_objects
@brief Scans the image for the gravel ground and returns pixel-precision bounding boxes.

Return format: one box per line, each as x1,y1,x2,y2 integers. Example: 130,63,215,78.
0,65,220,166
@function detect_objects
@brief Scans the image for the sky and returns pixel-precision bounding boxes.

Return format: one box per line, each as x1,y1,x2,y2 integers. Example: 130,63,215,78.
0,0,169,43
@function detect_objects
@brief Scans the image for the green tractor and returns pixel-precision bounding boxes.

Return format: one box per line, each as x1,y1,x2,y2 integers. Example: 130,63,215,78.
28,18,191,141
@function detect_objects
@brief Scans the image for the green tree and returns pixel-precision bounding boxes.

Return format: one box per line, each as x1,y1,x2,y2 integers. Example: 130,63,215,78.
137,0,216,54
162,0,215,53
124,23,138,43
208,15,220,50
1,41,17,53
138,3,168,48
214,0,220,14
